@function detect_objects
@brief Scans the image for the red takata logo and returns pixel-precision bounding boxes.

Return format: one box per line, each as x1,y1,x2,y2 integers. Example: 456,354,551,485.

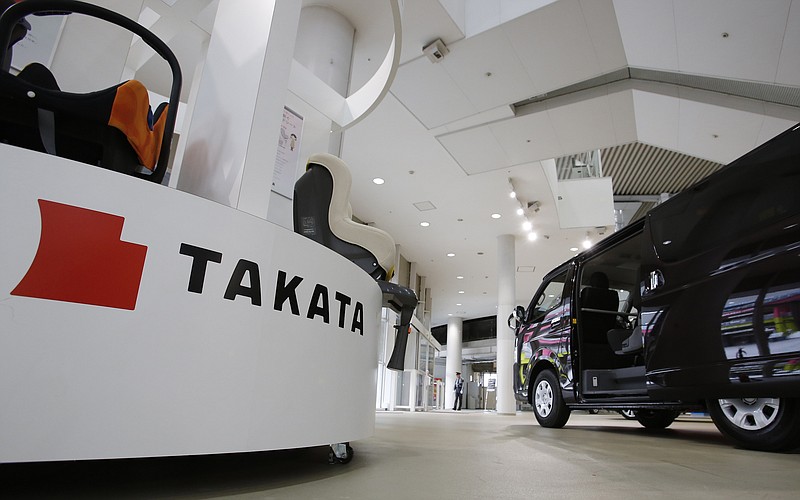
11,199,147,310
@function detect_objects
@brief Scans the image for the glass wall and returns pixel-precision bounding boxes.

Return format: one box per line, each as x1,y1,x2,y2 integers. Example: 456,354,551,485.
376,311,441,411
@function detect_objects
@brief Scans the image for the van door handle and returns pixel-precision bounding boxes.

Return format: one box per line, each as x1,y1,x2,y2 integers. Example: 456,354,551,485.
648,269,664,291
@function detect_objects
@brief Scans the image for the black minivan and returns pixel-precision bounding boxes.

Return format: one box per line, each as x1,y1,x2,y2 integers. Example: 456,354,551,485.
510,123,800,452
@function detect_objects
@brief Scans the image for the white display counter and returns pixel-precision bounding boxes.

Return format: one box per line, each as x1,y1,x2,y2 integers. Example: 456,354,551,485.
0,144,381,462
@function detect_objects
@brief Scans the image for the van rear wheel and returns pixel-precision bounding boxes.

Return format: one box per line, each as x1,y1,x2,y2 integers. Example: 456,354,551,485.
635,409,680,429
532,370,570,428
707,397,800,452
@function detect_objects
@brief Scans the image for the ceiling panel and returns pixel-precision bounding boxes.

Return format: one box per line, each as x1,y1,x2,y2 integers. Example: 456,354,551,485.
776,0,800,85
504,0,604,93
547,94,619,153
676,98,766,163
579,0,627,72
631,86,680,149
606,87,638,144
391,56,477,128
757,104,800,144
440,30,536,111
488,112,564,164
464,0,501,36
674,0,790,82
614,0,678,70
438,126,511,175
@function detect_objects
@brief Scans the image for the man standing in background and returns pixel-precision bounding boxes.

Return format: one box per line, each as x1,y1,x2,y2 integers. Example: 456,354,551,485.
453,372,464,411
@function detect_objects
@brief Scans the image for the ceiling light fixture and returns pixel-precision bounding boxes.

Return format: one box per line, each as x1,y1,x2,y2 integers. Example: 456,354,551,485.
570,247,579,252
456,276,464,279
491,213,501,219
516,207,524,216
522,220,532,231
527,232,537,241
458,290,465,294
447,252,456,257
582,232,592,250
420,221,430,227
372,177,385,185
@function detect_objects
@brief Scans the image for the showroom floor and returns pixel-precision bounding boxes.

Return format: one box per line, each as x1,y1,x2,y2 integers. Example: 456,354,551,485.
3,410,797,498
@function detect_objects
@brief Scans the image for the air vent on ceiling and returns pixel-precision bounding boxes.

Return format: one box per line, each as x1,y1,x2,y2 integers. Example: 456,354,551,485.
413,201,437,211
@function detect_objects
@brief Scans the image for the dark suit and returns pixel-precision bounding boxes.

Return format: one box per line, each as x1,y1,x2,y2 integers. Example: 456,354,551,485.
453,377,464,410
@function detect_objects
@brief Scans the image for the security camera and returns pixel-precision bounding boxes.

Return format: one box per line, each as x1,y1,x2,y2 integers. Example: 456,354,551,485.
423,39,449,63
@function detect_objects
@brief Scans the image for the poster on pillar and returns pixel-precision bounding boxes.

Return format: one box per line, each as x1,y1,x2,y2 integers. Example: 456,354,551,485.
272,106,304,199
10,14,66,71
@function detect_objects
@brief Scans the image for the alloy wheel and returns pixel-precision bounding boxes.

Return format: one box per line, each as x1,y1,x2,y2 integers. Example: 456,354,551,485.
718,398,779,430
535,380,553,417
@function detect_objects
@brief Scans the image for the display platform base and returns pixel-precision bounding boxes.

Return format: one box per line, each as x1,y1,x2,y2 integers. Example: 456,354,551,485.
0,145,381,463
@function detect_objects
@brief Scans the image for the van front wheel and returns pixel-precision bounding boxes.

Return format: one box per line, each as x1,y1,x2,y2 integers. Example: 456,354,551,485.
532,370,570,428
707,397,800,452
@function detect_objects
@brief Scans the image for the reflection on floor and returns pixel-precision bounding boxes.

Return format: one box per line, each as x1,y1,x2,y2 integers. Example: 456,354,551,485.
2,411,797,498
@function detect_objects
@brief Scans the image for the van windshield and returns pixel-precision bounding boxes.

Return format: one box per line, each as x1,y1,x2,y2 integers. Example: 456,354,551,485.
527,272,568,323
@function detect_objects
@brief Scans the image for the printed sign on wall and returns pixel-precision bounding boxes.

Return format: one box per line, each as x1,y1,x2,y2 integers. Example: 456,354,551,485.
10,14,66,71
272,106,304,200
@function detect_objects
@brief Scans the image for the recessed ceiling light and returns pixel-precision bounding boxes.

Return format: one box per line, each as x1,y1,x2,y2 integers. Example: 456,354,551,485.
527,232,537,241
582,238,592,249
447,252,455,257
516,207,524,216
491,213,502,219
372,177,385,185
509,191,516,198
522,221,532,231
456,303,462,306
570,247,579,252
420,221,430,227
456,275,464,279
458,290,465,294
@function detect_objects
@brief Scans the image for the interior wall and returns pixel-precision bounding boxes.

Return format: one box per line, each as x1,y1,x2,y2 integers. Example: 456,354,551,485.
49,0,144,91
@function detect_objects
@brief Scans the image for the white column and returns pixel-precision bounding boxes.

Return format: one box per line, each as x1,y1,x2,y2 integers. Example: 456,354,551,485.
444,316,463,410
409,370,417,412
294,6,354,96
496,234,517,414
175,0,302,218
294,6,355,156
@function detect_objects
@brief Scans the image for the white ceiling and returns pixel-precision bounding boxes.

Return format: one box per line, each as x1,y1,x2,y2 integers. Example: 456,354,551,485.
129,0,800,328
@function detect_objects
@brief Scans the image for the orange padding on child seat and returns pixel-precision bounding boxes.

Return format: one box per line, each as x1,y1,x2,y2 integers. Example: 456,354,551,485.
107,80,168,171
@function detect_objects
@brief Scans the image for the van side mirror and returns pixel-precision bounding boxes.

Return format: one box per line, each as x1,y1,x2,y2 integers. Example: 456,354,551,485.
508,305,525,330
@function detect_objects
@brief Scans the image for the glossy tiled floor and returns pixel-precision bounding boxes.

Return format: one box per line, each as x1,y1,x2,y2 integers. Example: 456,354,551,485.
3,410,797,498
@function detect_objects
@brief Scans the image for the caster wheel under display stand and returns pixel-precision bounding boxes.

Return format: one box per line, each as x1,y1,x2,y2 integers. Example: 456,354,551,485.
328,443,354,464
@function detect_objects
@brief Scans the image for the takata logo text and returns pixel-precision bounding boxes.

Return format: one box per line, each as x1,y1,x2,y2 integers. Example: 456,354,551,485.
179,244,365,335
11,200,147,310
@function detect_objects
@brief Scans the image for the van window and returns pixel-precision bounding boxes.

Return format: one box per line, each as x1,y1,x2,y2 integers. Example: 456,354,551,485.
526,272,568,323
578,231,642,318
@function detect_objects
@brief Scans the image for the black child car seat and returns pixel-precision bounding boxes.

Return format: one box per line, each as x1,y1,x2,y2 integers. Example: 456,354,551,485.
0,0,181,183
